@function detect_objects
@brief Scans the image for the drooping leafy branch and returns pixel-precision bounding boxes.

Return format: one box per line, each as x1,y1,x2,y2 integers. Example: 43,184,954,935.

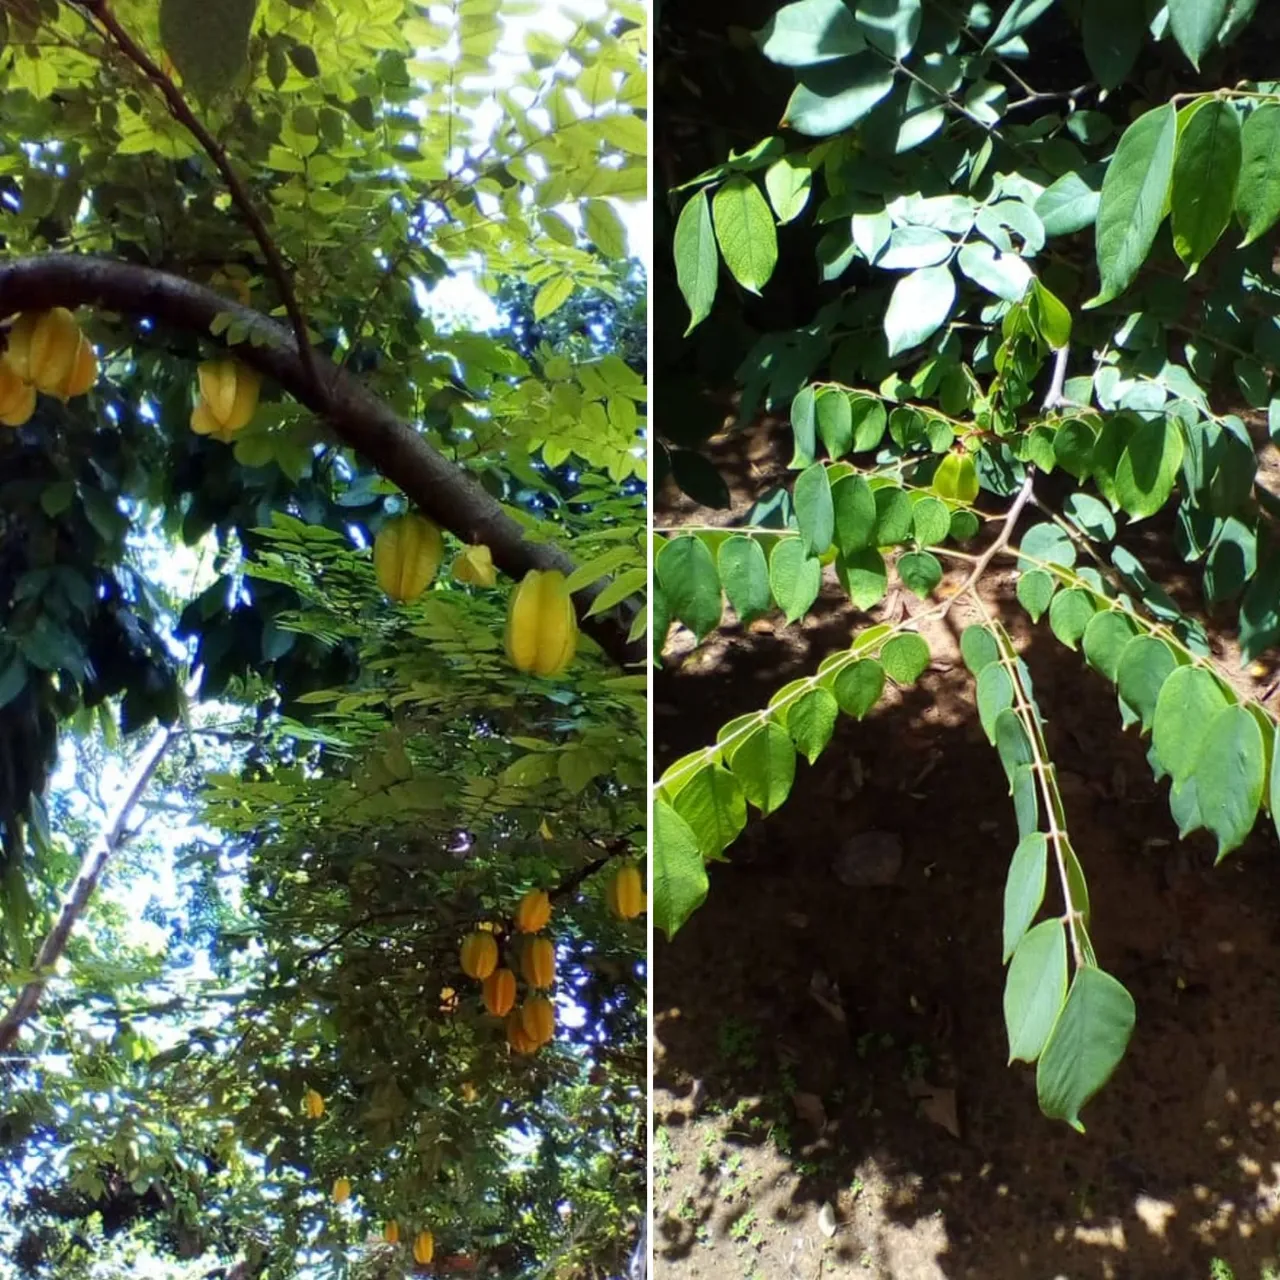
656,0,1280,1124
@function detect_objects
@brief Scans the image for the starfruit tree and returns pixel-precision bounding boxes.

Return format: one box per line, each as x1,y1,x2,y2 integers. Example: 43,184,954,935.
654,0,1280,1134
0,0,648,1276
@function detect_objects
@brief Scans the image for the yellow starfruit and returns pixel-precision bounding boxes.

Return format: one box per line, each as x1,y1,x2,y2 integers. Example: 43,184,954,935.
506,1011,537,1055
521,937,555,990
482,967,516,1017
4,309,97,400
373,512,444,602
459,930,498,981
514,888,551,934
452,543,497,587
332,1177,351,1204
413,1229,435,1264
606,864,645,920
521,993,555,1046
383,1220,400,1245
191,360,260,441
504,568,578,677
302,1088,325,1119
0,362,35,427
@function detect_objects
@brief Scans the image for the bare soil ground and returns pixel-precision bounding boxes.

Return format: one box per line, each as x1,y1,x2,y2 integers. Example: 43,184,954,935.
652,417,1280,1280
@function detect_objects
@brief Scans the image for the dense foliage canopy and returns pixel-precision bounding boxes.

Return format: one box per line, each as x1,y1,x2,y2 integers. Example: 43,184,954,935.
0,1,648,1276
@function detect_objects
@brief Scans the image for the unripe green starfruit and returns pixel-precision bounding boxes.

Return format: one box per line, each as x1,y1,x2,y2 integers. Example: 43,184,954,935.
459,930,499,980
504,569,577,677
932,451,979,504
605,864,645,920
4,309,97,400
373,512,444,602
514,888,551,934
0,362,35,427
452,543,497,587
191,360,260,441
521,936,555,989
482,967,516,1017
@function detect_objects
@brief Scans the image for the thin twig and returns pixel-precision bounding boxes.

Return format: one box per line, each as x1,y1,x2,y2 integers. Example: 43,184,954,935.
0,722,176,1053
74,0,321,393
939,468,1036,619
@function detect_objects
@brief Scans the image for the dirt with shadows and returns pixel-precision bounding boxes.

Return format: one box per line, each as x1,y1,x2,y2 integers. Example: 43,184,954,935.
652,419,1280,1280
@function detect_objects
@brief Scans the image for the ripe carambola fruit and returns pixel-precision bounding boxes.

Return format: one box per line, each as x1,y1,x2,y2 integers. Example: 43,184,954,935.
606,864,645,919
374,512,444,602
504,569,578,677
0,363,35,427
383,1220,400,1245
459,931,498,980
302,1088,324,1119
521,937,555,989
413,1230,435,1264
506,1011,537,1054
482,967,516,1016
4,308,97,400
514,888,550,934
332,1177,351,1204
521,993,555,1046
452,543,496,587
190,360,261,441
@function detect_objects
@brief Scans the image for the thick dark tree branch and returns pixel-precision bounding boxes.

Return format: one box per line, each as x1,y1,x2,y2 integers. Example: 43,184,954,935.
73,0,319,389
0,720,174,1054
0,254,640,668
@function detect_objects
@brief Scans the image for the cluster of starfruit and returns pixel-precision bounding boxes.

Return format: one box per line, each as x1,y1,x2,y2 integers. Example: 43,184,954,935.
0,308,98,426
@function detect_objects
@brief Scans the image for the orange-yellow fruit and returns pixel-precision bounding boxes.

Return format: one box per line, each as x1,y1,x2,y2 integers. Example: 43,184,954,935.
521,937,555,989
521,993,555,1046
460,1081,478,1103
373,512,444,602
303,1088,325,1119
4,309,97,400
439,986,459,1015
413,1229,435,1264
383,1220,400,1245
459,930,498,981
514,888,551,934
191,360,260,441
504,569,577,677
332,1177,351,1204
0,363,35,427
482,967,516,1017
506,1011,537,1055
452,543,496,587
606,864,645,919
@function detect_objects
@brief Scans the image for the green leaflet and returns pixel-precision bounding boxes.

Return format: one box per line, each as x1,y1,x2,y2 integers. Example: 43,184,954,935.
960,623,1000,675
1036,966,1135,1131
1236,103,1280,247
712,176,778,294
881,633,929,684
884,265,956,357
791,386,818,468
850,395,889,452
994,708,1033,784
832,474,877,554
765,153,813,224
1081,610,1137,682
1089,103,1177,307
1035,171,1101,237
1082,0,1145,90
816,389,853,458
1114,635,1177,734
756,0,867,66
794,463,834,556
1167,0,1230,68
897,550,942,599
1016,569,1057,623
653,799,710,941
1194,703,1266,861
787,686,839,763
671,764,747,861
727,721,796,815
769,538,822,623
718,536,773,624
1170,99,1241,272
1004,919,1068,1064
984,0,1057,50
782,54,896,137
837,547,888,610
977,662,1014,745
830,658,885,719
910,496,950,547
1151,665,1230,786
1003,832,1049,963
657,535,723,641
873,485,914,545
674,191,719,333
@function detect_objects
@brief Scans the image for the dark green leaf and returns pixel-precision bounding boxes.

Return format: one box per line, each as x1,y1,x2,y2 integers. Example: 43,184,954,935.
653,800,711,939
719,536,773,624
1168,0,1230,68
159,0,257,100
1004,919,1068,1063
1237,103,1280,246
769,538,823,623
757,0,867,66
961,624,1000,675
897,550,942,599
817,390,854,458
831,657,885,718
782,54,896,137
1194,704,1265,860
1003,832,1048,963
657,535,723,641
1115,635,1177,734
672,765,747,860
884,265,956,357
729,722,796,815
832,474,877,555
787,687,840,763
1170,99,1241,272
674,191,719,332
1152,665,1230,786
880,632,929,684
1016,569,1057,622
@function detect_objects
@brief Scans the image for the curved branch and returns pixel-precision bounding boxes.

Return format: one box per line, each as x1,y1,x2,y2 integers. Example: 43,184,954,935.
0,254,640,668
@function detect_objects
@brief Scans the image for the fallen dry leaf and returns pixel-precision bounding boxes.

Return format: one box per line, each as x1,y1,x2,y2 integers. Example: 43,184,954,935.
907,1078,960,1139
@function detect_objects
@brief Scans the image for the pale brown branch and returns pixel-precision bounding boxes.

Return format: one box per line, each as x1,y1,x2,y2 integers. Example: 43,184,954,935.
72,0,321,392
0,254,639,667
0,722,175,1054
